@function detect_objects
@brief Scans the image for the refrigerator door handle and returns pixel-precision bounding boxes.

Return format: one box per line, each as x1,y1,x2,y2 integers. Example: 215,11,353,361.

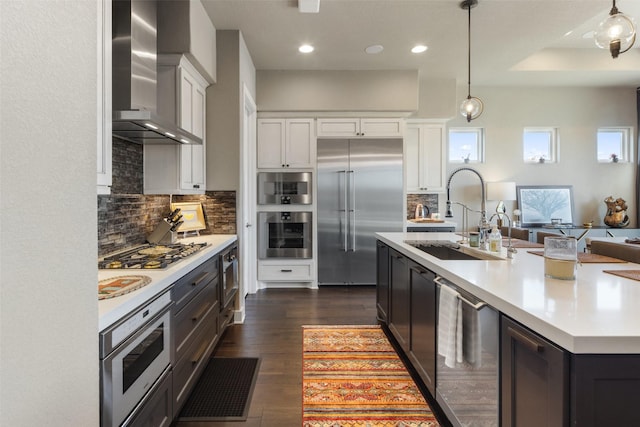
338,170,348,252
348,170,355,252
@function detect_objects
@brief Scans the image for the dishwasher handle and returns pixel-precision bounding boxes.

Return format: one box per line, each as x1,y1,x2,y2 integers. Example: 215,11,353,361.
435,276,487,310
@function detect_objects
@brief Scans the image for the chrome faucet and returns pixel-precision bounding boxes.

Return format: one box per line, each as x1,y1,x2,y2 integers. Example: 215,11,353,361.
446,167,490,247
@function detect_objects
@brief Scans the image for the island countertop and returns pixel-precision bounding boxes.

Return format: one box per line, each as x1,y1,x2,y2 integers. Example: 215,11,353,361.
377,231,640,354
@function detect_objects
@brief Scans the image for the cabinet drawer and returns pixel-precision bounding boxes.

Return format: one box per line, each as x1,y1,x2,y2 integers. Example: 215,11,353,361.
173,280,218,363
219,299,234,333
125,368,172,427
172,256,219,312
172,309,219,413
258,263,313,281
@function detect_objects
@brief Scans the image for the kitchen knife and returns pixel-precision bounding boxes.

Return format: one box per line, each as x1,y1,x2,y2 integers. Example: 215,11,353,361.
169,209,182,223
166,208,180,221
170,220,184,232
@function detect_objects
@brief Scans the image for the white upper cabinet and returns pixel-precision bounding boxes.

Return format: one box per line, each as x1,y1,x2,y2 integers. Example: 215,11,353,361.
317,118,403,138
257,118,316,169
97,0,112,195
405,120,446,193
145,55,209,194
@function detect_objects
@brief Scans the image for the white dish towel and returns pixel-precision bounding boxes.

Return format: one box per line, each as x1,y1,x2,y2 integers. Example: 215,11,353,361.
438,285,463,368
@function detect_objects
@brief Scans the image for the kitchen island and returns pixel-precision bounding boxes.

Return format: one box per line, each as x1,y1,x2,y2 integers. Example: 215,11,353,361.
377,231,640,427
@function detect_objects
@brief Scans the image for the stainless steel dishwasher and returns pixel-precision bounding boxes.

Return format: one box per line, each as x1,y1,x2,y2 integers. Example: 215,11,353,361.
435,276,499,427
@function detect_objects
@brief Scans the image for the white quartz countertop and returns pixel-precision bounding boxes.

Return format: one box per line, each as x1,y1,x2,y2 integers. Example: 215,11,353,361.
98,234,237,332
377,231,640,354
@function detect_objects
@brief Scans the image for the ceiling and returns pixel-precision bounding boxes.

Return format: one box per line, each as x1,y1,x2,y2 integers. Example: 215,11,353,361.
201,0,640,88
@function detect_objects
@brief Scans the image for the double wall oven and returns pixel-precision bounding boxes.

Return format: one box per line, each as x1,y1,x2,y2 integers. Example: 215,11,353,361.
258,171,313,260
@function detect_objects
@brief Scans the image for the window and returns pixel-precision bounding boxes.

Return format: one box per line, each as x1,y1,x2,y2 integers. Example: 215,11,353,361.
523,127,558,163
597,127,631,163
449,128,484,163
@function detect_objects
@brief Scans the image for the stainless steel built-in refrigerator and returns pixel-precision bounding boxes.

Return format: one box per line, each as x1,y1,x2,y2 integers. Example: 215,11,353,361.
317,138,403,285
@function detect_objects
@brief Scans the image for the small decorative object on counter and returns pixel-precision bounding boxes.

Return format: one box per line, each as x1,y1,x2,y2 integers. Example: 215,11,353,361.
604,196,630,228
538,156,546,164
469,231,480,247
489,225,502,252
544,237,577,280
610,153,619,163
512,209,521,228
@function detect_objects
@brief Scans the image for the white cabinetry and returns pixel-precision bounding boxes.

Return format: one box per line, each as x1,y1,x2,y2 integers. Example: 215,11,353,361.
317,118,403,138
257,118,315,169
405,120,446,193
144,55,208,194
97,0,112,195
258,260,314,282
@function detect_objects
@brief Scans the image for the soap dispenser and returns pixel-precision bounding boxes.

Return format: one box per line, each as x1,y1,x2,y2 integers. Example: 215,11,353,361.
489,225,502,252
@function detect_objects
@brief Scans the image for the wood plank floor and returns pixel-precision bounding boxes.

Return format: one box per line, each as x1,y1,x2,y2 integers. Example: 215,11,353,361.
172,286,380,427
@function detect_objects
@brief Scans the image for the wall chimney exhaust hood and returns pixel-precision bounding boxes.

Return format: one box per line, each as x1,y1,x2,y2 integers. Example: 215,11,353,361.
112,0,202,145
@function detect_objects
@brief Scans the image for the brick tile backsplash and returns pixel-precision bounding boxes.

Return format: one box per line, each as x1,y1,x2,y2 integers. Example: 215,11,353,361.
98,139,236,256
407,194,439,220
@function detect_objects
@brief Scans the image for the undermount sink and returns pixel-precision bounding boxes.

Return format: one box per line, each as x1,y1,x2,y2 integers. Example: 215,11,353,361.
405,240,503,261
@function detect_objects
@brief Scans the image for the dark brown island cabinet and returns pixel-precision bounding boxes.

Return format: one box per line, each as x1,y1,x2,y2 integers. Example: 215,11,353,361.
376,239,640,427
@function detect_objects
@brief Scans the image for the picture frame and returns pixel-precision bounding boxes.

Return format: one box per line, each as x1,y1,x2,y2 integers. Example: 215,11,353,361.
516,185,575,228
170,202,207,232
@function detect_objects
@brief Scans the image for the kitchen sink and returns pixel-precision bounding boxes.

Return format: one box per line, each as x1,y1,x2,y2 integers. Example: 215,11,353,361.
405,240,503,261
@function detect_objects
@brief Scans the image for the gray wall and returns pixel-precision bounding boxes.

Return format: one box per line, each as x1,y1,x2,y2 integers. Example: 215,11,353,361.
207,30,256,191
0,1,99,425
257,69,419,112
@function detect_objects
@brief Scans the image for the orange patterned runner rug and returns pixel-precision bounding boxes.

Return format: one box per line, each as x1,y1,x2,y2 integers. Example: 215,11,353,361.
302,325,440,427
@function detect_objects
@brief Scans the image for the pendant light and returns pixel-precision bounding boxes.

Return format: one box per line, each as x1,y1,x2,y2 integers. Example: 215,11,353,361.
594,0,636,58
459,0,483,122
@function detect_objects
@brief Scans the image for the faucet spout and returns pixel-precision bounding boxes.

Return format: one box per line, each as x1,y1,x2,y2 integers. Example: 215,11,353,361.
445,167,487,221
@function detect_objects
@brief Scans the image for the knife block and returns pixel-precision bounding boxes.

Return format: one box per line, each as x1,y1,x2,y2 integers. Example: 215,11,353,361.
147,220,173,245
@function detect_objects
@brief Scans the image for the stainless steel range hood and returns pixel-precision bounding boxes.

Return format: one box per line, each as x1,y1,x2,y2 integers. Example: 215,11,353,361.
112,0,202,145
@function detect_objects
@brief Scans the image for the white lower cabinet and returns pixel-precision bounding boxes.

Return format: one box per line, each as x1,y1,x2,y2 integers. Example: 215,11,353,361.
258,260,314,282
405,120,446,193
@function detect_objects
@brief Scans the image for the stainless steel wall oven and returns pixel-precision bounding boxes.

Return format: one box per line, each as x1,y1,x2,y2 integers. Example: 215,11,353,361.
257,172,312,205
258,211,312,259
100,291,173,427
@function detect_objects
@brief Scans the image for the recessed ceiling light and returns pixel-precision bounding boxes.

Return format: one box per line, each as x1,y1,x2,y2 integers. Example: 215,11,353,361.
299,44,314,53
411,45,428,53
365,44,384,54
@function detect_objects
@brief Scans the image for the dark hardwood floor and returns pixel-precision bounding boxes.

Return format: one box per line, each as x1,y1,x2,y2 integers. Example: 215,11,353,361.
172,285,379,427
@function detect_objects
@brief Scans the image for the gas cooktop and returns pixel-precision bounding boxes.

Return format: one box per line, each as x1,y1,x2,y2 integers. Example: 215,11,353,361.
99,242,209,270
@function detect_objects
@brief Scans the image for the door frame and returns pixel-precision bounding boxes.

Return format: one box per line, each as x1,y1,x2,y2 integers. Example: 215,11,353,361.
240,84,257,303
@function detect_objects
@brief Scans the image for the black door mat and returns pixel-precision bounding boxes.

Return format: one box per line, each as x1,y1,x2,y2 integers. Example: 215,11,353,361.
177,357,261,421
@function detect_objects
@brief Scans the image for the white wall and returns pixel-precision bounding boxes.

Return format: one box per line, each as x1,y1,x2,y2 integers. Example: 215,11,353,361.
0,1,99,425
443,85,638,229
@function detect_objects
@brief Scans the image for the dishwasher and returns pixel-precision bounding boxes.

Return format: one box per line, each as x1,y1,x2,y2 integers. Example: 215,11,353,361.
435,276,499,427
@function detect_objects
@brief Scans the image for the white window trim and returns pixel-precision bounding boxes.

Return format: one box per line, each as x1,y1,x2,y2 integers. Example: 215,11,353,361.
596,127,633,163
523,127,559,164
448,127,485,164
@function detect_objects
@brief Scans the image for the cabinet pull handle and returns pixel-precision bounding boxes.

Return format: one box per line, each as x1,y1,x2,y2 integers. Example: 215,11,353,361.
191,341,209,365
192,272,209,287
193,184,200,189
192,304,210,323
281,269,293,272
507,326,544,353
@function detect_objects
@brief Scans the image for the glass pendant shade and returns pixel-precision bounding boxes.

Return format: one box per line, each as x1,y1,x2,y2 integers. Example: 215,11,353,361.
594,2,636,58
460,95,484,122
